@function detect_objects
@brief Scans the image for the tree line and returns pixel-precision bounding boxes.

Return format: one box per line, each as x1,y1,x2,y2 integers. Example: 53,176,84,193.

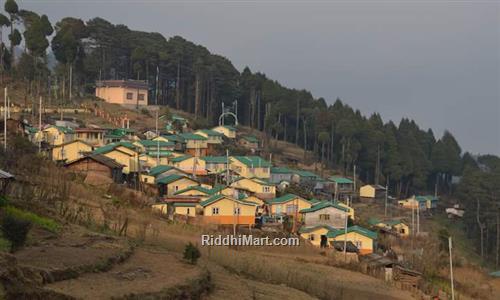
0,0,491,199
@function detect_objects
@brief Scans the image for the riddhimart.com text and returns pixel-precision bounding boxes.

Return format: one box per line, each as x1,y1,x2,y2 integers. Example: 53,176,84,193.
201,234,300,247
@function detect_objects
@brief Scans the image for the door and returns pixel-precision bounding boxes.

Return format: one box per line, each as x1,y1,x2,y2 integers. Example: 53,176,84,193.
320,235,328,248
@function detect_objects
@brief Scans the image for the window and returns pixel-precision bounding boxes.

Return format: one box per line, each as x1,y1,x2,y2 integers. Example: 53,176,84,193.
126,92,133,100
234,207,241,215
286,204,298,214
263,186,271,193
355,241,362,249
319,214,330,221
138,93,145,100
144,178,148,183
174,186,179,192
187,208,190,215
212,207,219,215
309,234,315,241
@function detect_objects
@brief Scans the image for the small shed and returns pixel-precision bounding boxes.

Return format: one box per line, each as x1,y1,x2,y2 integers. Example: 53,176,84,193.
0,169,15,196
360,184,386,199
65,154,124,184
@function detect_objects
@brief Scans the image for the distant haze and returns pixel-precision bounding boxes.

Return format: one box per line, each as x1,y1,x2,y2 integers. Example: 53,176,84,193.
18,0,500,155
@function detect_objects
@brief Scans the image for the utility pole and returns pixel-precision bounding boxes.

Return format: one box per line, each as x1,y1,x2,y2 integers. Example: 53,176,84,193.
411,198,415,237
38,96,42,152
156,109,160,165
155,65,159,106
353,164,357,197
385,182,388,217
69,64,73,103
344,211,348,263
3,87,6,151
449,236,455,300
417,199,420,235
435,174,439,198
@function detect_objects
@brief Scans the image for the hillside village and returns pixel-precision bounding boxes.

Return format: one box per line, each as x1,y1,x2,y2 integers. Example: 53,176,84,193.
0,1,499,299
0,80,459,297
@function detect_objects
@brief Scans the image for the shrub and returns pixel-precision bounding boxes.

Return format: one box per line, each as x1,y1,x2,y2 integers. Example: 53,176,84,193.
183,242,201,265
1,215,32,252
3,206,60,232
0,196,9,207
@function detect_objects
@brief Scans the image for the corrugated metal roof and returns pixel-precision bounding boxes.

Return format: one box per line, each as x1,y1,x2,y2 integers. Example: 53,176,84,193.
0,169,14,179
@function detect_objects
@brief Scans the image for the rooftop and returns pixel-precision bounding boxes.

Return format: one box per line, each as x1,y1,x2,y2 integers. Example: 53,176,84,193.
326,225,378,240
299,201,350,213
267,193,304,204
200,156,229,164
232,156,271,168
96,79,148,90
329,176,354,184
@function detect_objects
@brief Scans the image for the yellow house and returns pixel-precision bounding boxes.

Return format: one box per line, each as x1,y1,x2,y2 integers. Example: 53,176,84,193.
387,220,410,237
194,129,224,145
74,128,106,147
152,203,168,215
199,194,257,225
337,202,355,220
326,225,377,255
93,142,140,174
230,177,276,199
156,174,199,196
230,156,271,179
95,80,148,106
43,125,75,146
368,218,409,237
359,184,386,198
200,156,230,174
169,155,207,176
140,165,186,184
174,185,213,198
266,193,312,216
172,202,197,217
133,140,175,154
178,133,208,157
139,153,171,168
212,125,236,139
51,140,93,162
299,225,336,247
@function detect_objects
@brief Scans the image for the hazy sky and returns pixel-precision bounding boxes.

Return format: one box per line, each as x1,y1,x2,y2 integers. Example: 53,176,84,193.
18,0,500,155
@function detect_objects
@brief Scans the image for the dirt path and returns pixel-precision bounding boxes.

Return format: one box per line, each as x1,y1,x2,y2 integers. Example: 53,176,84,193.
206,263,316,300
46,248,199,299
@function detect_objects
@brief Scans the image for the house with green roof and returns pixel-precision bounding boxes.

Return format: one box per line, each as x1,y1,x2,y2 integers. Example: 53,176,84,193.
195,129,224,149
168,155,207,176
239,135,260,150
270,166,293,184
230,177,276,199
299,201,349,229
326,225,377,254
156,174,199,196
174,185,213,197
299,225,337,247
134,140,175,153
292,170,321,182
230,156,272,179
178,133,208,156
415,195,438,209
212,125,236,139
42,125,75,146
266,193,312,217
329,176,354,191
199,194,257,225
201,156,230,173
140,165,186,185
92,142,139,174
